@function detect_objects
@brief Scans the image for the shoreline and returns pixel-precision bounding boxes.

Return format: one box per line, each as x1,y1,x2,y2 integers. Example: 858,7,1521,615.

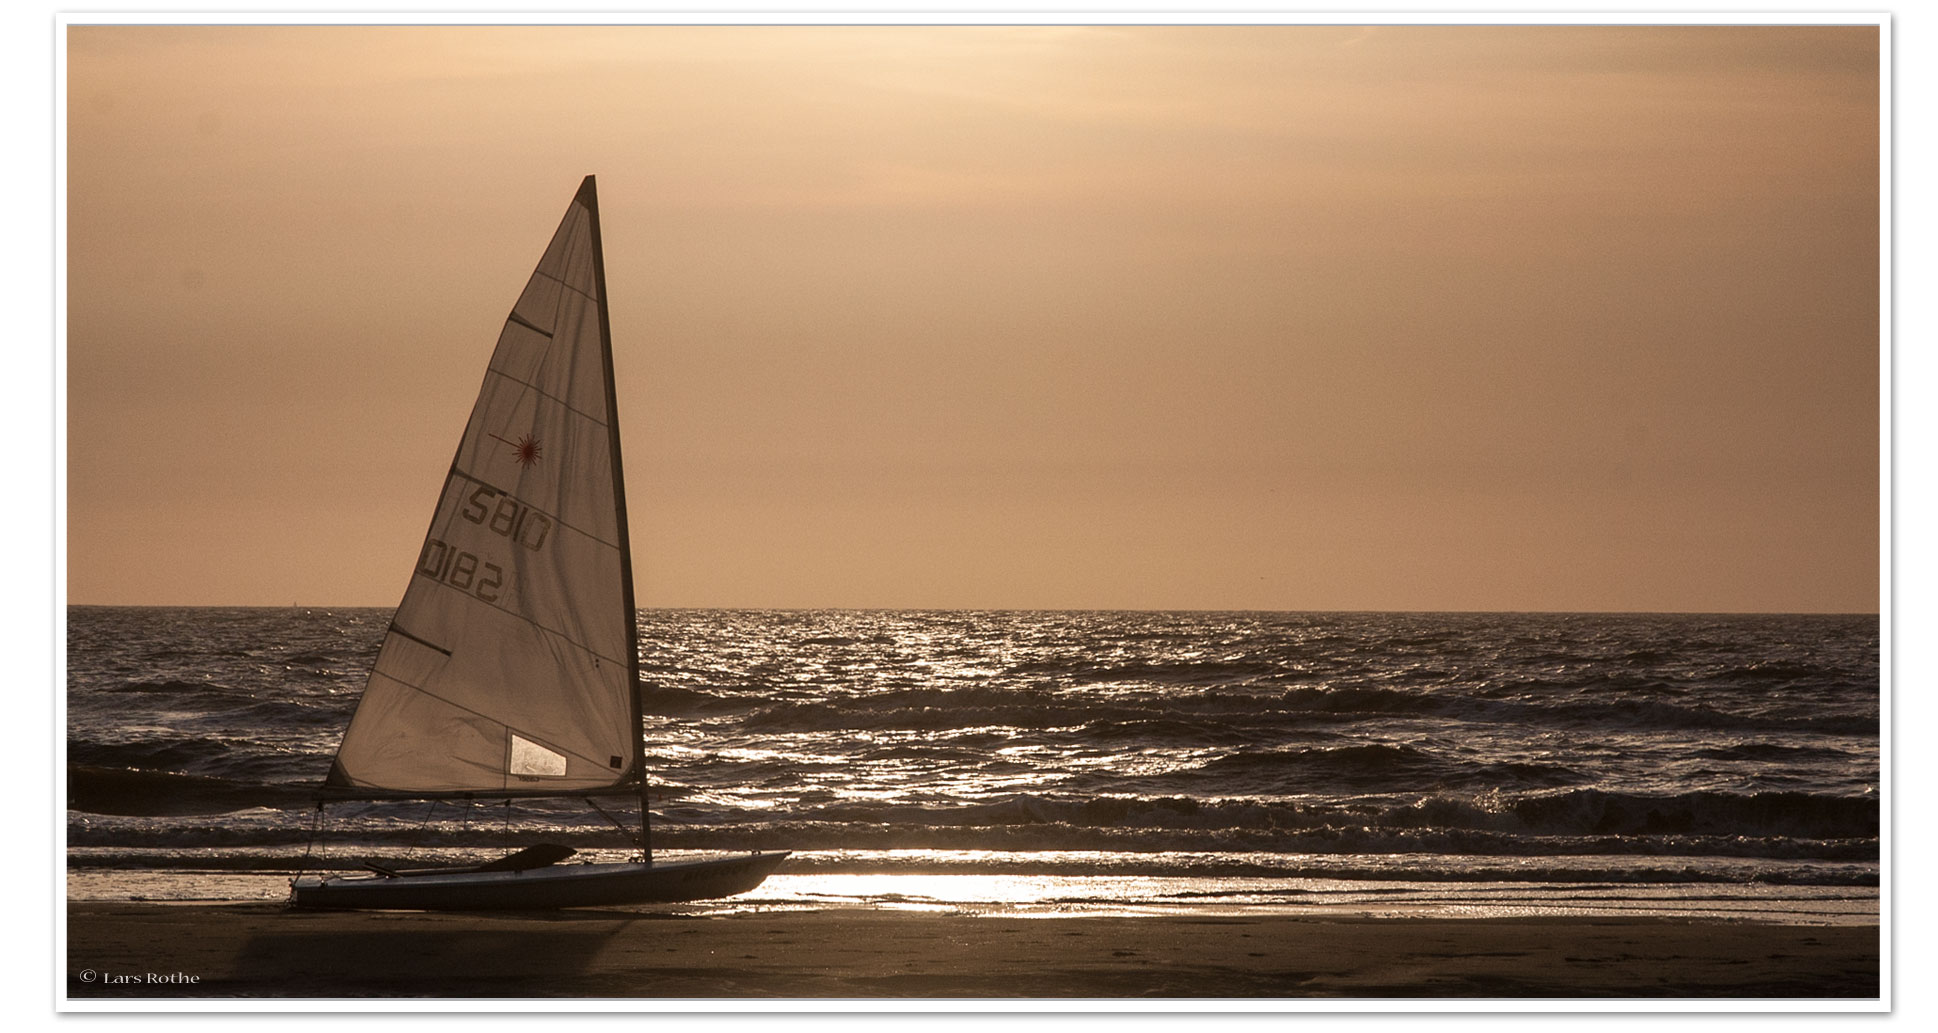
64,902,1881,1001
62,866,1884,929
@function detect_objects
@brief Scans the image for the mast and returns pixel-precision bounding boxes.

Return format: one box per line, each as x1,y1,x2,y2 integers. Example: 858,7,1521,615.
579,175,652,863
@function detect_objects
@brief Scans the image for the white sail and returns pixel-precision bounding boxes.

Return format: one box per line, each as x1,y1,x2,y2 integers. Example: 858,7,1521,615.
327,178,639,795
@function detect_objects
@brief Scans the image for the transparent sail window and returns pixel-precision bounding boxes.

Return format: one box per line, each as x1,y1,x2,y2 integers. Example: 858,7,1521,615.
509,733,569,778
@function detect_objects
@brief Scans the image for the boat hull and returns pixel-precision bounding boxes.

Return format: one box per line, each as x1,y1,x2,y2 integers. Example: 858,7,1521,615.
289,851,789,911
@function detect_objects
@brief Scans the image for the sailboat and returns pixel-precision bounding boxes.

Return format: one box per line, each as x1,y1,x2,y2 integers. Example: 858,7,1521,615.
290,177,788,909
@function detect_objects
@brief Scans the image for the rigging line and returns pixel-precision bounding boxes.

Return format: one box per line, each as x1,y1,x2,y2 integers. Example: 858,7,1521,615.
442,466,621,552
584,796,641,849
362,666,632,778
475,365,609,429
288,800,326,906
404,797,441,862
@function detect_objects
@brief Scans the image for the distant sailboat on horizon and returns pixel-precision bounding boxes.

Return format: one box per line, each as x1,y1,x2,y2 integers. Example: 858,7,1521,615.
291,177,787,909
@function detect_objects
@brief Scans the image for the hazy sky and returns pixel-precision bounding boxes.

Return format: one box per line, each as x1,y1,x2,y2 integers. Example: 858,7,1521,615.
64,22,1881,612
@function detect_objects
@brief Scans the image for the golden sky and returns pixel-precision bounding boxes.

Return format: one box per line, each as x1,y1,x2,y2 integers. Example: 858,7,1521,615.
64,23,1881,611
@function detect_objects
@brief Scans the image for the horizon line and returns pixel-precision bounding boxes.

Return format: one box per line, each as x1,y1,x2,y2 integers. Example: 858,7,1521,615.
61,602,1883,618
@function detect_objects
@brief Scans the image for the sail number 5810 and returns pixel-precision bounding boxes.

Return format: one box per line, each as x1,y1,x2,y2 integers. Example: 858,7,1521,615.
460,485,553,550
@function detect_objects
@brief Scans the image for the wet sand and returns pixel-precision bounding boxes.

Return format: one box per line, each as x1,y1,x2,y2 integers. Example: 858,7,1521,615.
64,903,1878,1001
68,903,1883,1000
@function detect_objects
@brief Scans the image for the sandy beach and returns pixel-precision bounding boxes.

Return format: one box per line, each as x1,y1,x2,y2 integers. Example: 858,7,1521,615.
64,903,1879,1001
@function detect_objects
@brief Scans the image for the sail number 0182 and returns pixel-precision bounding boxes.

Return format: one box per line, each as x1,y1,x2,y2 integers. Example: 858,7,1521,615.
417,538,502,601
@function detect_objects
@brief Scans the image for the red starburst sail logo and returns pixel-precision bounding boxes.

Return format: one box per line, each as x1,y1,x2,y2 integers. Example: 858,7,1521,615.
487,431,543,468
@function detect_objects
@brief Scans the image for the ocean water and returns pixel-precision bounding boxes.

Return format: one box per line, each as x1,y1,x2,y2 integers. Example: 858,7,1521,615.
65,607,1881,921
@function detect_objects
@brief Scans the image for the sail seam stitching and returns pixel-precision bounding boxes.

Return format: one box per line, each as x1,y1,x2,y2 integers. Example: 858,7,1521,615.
364,668,626,780
479,367,608,429
533,267,597,303
413,574,629,669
